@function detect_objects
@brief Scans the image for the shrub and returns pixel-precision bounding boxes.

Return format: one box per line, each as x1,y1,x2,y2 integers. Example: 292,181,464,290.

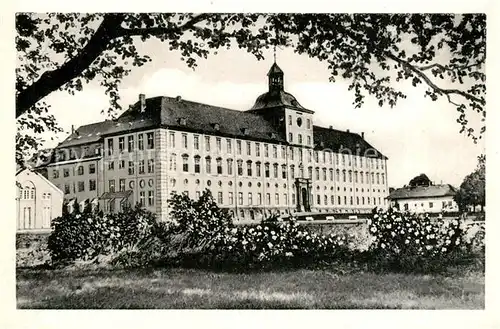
47,205,158,264
366,207,480,273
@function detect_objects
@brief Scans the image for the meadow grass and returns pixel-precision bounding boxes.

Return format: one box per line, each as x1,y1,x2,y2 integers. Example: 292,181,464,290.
16,266,484,309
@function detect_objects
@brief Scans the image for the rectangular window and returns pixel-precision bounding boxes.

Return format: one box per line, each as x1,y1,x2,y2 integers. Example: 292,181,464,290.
53,169,59,179
119,160,125,169
281,146,286,159
216,138,222,153
205,136,210,152
288,115,292,125
248,192,253,205
118,137,125,152
266,193,271,205
148,191,154,206
64,184,70,194
119,179,125,192
273,164,278,178
265,163,270,178
109,179,115,193
77,166,84,175
138,134,144,150
89,179,96,191
194,135,199,150
147,132,154,149
237,160,243,176
282,165,287,179
289,133,293,142
227,159,233,175
247,141,251,156
63,168,70,177
307,135,311,145
169,132,175,148
247,162,252,176
236,140,242,155
139,160,145,174
257,193,262,205
139,191,145,206
206,157,211,174
275,193,279,205
429,202,433,208
216,158,222,174
256,143,260,157
228,192,234,205
196,191,201,200
256,162,261,177
194,157,200,173
238,192,243,205
108,161,114,171
78,181,85,192
284,194,288,205
148,159,155,173
218,191,223,204
128,161,135,175
273,145,277,158
182,133,188,149
264,144,269,157
128,135,134,152
182,156,189,172
169,154,177,171
227,139,232,154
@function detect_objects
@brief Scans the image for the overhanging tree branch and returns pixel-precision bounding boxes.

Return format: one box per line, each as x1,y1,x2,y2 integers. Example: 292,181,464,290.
385,52,485,106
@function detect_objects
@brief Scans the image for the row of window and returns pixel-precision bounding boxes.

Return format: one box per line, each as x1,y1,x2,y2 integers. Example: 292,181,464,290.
53,163,96,179
178,190,386,207
64,180,97,194
107,132,155,155
402,200,454,210
109,159,155,175
169,132,384,169
288,115,312,129
169,154,385,184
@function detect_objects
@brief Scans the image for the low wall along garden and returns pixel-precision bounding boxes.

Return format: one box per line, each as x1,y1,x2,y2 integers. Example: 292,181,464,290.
16,190,485,273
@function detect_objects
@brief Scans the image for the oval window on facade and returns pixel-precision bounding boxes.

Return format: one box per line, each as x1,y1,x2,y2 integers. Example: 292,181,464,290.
139,179,145,188
129,181,135,189
148,179,154,187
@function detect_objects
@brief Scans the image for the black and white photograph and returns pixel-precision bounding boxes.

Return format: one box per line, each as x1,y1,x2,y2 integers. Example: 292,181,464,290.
5,3,496,321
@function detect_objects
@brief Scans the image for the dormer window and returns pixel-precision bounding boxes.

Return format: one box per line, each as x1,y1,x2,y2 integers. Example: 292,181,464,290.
213,123,220,131
241,127,248,135
179,118,187,126
270,132,277,139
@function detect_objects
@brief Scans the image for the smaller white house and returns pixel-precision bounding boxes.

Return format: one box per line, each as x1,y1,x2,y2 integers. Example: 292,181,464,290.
16,167,64,231
388,184,459,214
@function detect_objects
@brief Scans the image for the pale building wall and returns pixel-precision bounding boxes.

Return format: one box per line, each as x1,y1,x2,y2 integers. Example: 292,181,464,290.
392,196,458,213
16,168,63,231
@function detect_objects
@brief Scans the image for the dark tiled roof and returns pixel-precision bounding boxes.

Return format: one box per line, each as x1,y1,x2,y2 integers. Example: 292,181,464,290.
268,63,283,75
388,184,457,200
57,120,116,148
55,96,385,158
313,126,387,159
250,90,308,111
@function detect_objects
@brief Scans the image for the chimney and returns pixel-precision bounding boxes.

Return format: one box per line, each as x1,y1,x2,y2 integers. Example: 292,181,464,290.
176,95,182,102
71,125,75,134
329,125,333,129
361,132,365,139
139,94,146,112
346,129,350,133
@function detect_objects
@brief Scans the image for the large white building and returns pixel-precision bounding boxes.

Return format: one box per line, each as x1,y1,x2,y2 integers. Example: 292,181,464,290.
43,63,389,221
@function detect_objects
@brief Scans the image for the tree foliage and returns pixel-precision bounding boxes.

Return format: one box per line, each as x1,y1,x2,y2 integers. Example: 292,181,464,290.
409,173,433,187
454,155,485,212
16,13,486,164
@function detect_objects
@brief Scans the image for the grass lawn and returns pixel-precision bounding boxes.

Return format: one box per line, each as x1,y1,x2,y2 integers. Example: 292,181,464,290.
16,266,484,309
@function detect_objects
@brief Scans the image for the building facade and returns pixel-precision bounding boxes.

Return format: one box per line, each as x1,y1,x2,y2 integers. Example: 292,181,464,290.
16,167,64,231
44,63,389,221
388,184,459,214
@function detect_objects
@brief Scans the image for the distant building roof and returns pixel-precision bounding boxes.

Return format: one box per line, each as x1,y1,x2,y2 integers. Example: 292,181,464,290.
57,120,116,148
313,126,387,159
388,184,457,200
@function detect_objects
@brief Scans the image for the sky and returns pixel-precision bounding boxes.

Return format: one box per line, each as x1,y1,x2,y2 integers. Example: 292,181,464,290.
40,36,485,189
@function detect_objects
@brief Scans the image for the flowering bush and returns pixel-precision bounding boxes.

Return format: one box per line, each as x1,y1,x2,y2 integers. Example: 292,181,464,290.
48,205,159,264
366,207,479,272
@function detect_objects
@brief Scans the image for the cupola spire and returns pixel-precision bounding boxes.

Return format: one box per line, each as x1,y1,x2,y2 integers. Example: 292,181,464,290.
267,62,284,93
